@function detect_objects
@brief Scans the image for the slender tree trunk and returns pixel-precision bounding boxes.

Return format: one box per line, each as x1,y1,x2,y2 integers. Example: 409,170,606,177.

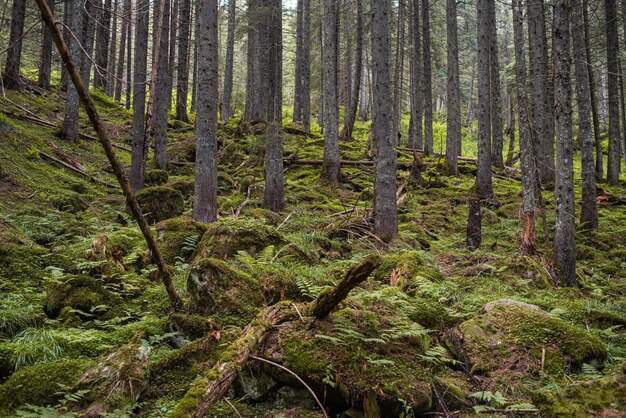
153,0,171,169
513,0,539,254
130,0,150,191
359,47,369,121
221,0,236,120
245,0,263,120
583,0,602,180
293,0,304,123
322,0,340,182
606,0,621,184
445,0,460,175
38,0,55,89
3,0,26,89
488,0,504,168
114,0,128,101
167,0,178,114
301,0,311,131
61,0,69,89
175,0,191,122
81,0,97,88
342,0,352,110
392,0,406,143
125,5,132,109
408,0,423,149
191,28,198,112
371,0,398,240
193,0,219,223
94,0,112,90
620,65,626,171
553,0,577,286
107,0,119,95
621,0,626,168
340,0,363,141
62,0,83,142
422,0,433,154
264,0,285,211
477,0,493,199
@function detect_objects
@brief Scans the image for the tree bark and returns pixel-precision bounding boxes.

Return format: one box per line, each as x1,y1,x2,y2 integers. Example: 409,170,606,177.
408,0,423,150
322,0,340,182
221,0,236,120
175,0,191,122
372,0,398,240
114,0,128,101
153,0,171,170
606,0,622,184
94,0,112,90
476,0,493,198
167,0,178,114
340,0,363,141
62,0,83,143
553,0,577,286
293,0,305,123
106,0,119,95
445,0,460,175
125,9,132,109
488,0,504,168
38,0,55,89
301,0,311,131
81,0,97,88
192,0,219,223
245,0,264,120
392,0,406,144
130,0,150,191
3,0,26,89
422,0,433,154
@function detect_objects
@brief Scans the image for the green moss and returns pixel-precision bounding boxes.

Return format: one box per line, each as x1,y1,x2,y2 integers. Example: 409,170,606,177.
0,358,92,413
169,376,209,418
145,169,169,186
44,275,115,319
156,217,207,264
169,313,218,340
135,186,185,223
0,243,46,292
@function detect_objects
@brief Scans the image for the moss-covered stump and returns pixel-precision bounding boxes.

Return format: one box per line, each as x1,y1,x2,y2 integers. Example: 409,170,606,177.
135,186,185,223
533,371,626,417
449,303,607,390
187,258,265,323
145,169,169,186
156,217,207,264
44,275,116,319
0,358,93,413
193,218,284,261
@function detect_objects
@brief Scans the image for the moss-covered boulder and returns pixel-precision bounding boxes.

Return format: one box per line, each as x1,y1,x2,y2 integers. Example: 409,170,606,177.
0,359,92,413
44,275,116,319
193,218,284,261
448,303,607,389
51,192,88,213
156,217,207,264
187,258,265,324
145,169,169,186
169,313,219,341
533,372,626,417
372,250,443,290
135,186,185,223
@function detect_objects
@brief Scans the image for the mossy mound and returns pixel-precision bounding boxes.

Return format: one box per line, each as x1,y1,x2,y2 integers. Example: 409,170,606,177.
44,275,116,319
372,250,443,290
156,217,208,264
0,243,46,292
0,358,93,413
187,258,265,324
533,372,626,417
450,303,607,389
169,313,219,341
145,169,169,186
51,192,89,213
135,186,185,223
193,218,284,261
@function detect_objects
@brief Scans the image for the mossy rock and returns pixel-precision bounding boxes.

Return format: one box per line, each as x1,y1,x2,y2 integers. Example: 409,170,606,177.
450,304,607,387
145,169,169,186
187,258,264,323
44,275,116,319
193,218,284,261
168,313,218,341
169,179,195,198
0,243,46,292
135,186,185,223
372,250,443,290
170,138,196,162
0,359,93,413
51,192,88,213
532,371,626,417
156,217,208,264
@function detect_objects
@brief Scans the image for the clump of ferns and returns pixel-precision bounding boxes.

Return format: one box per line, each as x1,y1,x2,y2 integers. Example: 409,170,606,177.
0,294,44,338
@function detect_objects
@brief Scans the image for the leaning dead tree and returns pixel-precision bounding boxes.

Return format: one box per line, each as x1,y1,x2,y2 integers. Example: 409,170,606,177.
169,254,382,417
34,0,182,311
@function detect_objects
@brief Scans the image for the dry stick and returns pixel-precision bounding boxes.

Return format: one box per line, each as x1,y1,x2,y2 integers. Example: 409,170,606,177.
251,355,329,418
38,150,116,188
35,0,182,311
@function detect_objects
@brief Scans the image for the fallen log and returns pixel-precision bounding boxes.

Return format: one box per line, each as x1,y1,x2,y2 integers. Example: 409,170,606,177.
284,125,321,138
38,150,116,188
170,254,382,417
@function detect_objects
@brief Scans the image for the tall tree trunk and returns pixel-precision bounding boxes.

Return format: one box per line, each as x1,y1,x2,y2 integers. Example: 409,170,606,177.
408,0,423,149
553,0,577,286
621,0,626,168
153,0,171,170
81,0,97,88
175,0,191,122
300,0,311,131
245,0,263,120
606,0,621,184
488,0,504,168
513,0,539,254
263,0,285,211
583,0,602,179
114,0,128,101
340,0,363,141
359,47,369,121
322,0,340,182
38,0,55,89
191,27,198,112
94,0,112,90
293,0,304,123
62,0,83,142
371,0,398,240
107,0,119,95
422,0,433,154
392,0,406,144
3,0,26,89
527,0,554,184
476,0,493,199
131,0,150,191
125,5,132,109
445,0,460,175
167,0,178,114
221,0,236,120
342,0,352,110
193,0,219,223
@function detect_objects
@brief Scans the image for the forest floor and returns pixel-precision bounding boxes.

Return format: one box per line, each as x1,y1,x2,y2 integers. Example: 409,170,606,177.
0,88,625,417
